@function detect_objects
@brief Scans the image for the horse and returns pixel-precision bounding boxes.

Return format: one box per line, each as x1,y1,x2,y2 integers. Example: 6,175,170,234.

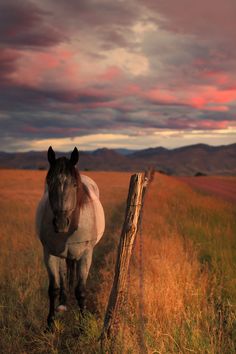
36,146,105,328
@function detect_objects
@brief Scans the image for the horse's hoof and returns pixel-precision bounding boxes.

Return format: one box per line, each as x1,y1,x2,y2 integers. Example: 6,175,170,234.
46,317,56,332
44,324,55,333
56,305,67,313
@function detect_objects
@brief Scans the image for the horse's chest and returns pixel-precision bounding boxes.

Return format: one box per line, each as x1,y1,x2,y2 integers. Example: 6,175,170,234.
37,191,104,259
40,232,93,259
39,206,97,259
40,225,94,257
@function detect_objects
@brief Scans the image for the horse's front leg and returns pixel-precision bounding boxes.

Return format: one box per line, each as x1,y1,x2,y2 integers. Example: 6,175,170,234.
75,248,93,312
44,249,60,329
58,258,67,312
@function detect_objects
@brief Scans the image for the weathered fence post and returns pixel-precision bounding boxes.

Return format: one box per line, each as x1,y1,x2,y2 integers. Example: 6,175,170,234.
100,170,154,349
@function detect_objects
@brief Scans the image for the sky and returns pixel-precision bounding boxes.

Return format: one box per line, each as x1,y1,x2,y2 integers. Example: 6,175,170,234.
0,0,236,152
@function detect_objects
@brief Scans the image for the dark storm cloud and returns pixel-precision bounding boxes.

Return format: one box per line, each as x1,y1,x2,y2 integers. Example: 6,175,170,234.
45,0,144,50
48,0,141,29
0,76,235,142
0,0,65,48
0,80,117,141
0,108,118,141
197,109,236,122
0,83,114,112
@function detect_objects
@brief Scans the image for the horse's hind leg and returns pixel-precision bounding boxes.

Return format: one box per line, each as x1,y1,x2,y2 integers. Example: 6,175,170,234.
44,249,60,329
75,248,93,312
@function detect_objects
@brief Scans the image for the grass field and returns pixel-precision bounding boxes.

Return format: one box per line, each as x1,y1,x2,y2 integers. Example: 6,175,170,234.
0,169,235,353
179,176,236,204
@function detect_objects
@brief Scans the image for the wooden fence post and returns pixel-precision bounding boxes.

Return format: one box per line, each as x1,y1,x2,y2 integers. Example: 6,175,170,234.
100,171,153,347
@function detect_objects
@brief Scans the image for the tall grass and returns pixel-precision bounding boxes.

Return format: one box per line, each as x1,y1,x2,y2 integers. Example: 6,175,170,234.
0,170,235,353
132,175,236,353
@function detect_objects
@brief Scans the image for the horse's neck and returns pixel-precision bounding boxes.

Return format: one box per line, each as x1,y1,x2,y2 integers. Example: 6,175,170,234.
77,182,90,208
76,171,90,207
68,181,89,233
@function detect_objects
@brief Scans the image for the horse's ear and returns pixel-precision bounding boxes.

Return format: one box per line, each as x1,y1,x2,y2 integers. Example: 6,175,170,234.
48,146,56,165
70,147,79,166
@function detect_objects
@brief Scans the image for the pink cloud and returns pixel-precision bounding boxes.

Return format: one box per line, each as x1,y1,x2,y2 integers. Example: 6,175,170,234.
203,71,229,85
142,84,236,113
145,89,176,104
168,118,233,130
195,120,230,129
126,84,142,94
99,66,122,81
11,47,82,88
189,87,236,109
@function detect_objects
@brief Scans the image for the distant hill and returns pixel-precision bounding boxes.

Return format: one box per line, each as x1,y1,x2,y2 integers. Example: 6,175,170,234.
114,148,136,155
0,143,235,176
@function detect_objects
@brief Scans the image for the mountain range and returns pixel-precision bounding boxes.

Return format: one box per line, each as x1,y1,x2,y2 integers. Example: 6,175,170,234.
0,143,235,176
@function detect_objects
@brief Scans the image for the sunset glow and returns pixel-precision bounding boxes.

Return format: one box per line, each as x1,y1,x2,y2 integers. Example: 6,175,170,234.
0,0,235,151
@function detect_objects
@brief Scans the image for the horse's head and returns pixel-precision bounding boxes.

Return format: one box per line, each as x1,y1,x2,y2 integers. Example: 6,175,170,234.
46,146,79,233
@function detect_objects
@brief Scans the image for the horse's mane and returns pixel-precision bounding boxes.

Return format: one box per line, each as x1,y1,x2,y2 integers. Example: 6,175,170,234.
75,168,90,208
65,168,90,233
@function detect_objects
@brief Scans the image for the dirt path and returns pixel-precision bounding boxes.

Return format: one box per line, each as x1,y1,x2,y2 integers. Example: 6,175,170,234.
179,176,236,204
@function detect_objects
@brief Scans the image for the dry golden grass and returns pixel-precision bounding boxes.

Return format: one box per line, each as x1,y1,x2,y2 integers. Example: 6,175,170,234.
0,169,235,353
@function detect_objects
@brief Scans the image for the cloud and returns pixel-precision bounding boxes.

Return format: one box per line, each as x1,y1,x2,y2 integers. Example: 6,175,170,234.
143,0,236,41
0,0,235,151
0,0,65,48
0,48,20,82
144,85,236,111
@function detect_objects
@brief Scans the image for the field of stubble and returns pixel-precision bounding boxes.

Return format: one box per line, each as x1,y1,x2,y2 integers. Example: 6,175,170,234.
0,169,235,353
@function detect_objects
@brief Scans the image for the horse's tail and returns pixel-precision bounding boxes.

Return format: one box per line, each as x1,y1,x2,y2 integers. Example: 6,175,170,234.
66,259,77,293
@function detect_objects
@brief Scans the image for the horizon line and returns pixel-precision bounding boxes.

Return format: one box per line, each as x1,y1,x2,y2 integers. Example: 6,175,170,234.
0,141,235,154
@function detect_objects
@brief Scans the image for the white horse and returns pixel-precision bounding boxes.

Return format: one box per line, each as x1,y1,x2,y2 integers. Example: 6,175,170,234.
36,146,105,328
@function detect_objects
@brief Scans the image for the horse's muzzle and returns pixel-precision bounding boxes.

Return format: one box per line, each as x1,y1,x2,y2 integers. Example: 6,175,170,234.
53,215,70,233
